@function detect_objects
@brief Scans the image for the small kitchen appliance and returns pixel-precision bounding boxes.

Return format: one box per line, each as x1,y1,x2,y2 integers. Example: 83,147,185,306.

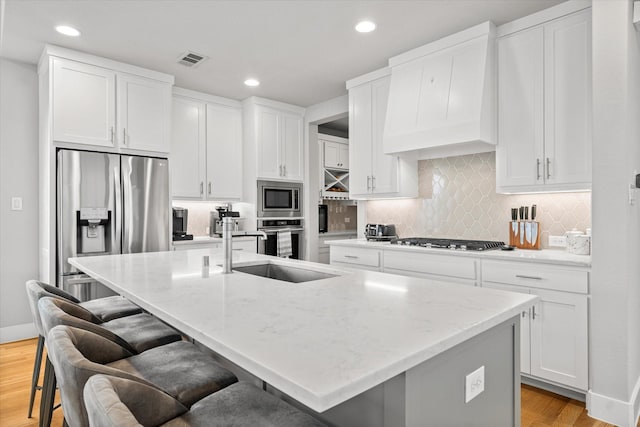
364,224,397,241
209,207,241,236
172,208,193,241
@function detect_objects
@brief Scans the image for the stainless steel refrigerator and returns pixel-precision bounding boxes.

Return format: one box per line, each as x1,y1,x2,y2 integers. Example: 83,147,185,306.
57,149,169,300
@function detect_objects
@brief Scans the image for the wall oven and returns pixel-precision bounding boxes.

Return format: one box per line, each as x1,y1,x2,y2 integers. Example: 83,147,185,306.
257,180,302,218
257,218,303,260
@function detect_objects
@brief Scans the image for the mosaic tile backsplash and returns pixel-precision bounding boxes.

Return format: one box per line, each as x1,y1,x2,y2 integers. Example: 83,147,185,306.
366,152,591,248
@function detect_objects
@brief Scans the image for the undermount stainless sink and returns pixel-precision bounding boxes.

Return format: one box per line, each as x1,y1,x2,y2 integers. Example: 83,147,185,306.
233,263,338,283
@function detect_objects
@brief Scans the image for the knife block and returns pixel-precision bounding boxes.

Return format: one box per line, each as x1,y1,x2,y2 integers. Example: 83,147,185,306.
509,221,541,250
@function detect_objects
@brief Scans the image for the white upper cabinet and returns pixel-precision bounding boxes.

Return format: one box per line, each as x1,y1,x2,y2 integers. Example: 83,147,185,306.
171,96,206,198
323,138,349,170
347,69,417,199
171,89,243,200
117,73,171,153
384,22,496,159
496,8,591,193
244,98,305,182
206,103,243,199
52,59,116,148
43,46,174,154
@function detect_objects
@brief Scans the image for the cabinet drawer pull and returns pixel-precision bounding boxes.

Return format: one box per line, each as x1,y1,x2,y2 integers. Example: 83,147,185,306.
515,274,543,280
536,158,541,180
343,255,359,259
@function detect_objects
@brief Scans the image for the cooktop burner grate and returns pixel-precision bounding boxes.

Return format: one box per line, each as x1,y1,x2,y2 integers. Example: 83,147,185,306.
392,237,505,251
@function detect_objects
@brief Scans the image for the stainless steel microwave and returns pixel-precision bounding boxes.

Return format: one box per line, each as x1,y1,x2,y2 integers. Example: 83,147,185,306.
257,180,303,218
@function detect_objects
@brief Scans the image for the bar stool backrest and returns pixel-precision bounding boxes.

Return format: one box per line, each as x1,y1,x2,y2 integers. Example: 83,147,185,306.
38,297,136,353
46,326,155,427
25,280,80,337
84,374,188,427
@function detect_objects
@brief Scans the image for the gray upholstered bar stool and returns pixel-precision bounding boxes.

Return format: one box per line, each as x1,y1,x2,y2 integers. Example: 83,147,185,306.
37,296,184,427
46,326,239,427
25,280,142,419
83,375,327,427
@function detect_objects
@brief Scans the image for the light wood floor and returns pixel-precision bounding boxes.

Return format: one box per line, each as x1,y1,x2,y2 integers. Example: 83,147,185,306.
1,338,616,427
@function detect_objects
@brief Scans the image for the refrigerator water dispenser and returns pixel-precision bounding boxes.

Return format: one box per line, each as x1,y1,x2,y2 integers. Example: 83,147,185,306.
77,208,110,254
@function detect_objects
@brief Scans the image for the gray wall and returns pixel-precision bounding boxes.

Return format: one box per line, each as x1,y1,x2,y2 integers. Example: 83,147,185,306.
590,1,640,425
0,58,39,341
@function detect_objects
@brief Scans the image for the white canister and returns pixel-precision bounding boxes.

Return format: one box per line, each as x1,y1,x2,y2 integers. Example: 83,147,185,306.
566,230,590,255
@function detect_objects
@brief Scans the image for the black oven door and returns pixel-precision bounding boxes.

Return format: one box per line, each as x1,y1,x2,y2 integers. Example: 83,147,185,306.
259,230,302,260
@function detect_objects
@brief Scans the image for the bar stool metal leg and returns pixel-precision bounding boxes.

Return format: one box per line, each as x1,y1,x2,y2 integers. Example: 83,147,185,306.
39,356,56,427
28,335,45,418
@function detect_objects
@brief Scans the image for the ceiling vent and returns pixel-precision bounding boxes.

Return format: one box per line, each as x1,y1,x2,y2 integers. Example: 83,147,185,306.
177,51,208,68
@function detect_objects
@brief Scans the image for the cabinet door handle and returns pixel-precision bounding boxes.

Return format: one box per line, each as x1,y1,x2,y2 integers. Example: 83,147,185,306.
372,176,376,190
515,274,543,280
110,126,115,143
366,176,371,191
283,165,287,176
122,128,127,145
522,311,527,318
532,305,537,320
344,255,359,259
279,165,282,176
208,182,212,195
536,158,541,180
546,158,551,179
200,182,204,195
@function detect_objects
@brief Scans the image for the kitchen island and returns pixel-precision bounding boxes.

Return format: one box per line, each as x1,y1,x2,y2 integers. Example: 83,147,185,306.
70,249,536,427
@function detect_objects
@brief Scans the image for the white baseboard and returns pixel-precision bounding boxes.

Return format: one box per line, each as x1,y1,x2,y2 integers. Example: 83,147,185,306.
587,376,640,427
0,322,37,344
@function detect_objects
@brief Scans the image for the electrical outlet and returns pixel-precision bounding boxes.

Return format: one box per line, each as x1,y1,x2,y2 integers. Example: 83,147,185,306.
345,217,350,223
465,366,485,403
548,235,566,247
11,197,23,211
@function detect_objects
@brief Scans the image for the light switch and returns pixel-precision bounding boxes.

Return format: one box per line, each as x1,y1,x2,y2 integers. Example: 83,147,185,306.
465,366,485,403
11,197,23,211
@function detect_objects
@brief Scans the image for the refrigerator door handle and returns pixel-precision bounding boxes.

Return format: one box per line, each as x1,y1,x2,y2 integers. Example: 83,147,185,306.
113,157,123,255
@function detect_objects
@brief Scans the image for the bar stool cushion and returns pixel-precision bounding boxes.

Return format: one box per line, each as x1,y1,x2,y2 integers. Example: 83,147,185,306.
39,297,181,354
83,375,326,427
108,341,237,407
48,326,238,427
28,280,142,323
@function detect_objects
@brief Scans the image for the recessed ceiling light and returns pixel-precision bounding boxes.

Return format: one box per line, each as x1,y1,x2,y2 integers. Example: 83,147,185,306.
244,79,260,87
55,25,81,37
355,21,376,33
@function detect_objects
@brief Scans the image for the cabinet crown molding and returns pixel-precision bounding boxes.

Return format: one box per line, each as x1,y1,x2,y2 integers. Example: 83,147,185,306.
173,87,241,108
38,44,174,84
242,96,305,116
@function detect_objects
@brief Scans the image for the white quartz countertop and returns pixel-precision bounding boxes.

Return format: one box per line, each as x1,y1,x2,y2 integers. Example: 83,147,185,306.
70,249,536,412
327,239,591,267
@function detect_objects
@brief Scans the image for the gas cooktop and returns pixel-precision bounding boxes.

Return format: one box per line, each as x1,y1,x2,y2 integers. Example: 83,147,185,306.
392,237,505,251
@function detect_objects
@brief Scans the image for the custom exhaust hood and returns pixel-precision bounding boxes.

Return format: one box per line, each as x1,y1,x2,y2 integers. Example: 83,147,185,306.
383,22,497,160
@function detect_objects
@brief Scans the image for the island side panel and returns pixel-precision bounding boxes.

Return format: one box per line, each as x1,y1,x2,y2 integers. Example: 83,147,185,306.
405,315,521,427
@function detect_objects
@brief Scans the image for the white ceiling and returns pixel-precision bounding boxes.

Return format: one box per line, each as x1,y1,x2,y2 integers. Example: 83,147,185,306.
0,0,563,107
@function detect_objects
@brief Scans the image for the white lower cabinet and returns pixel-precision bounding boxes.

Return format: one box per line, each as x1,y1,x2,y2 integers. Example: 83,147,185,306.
482,260,588,391
330,246,382,271
382,251,477,286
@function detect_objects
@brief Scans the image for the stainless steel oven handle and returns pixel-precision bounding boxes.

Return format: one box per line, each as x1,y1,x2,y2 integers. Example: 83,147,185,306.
259,228,304,234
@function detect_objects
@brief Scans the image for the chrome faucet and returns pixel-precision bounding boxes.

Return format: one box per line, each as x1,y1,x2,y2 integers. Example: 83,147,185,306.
222,217,267,274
